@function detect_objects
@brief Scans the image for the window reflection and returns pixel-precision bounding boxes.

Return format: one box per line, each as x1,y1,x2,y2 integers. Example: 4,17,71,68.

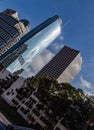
8,18,62,73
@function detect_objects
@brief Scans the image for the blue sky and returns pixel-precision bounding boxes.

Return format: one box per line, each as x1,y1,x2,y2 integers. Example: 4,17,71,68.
0,0,94,94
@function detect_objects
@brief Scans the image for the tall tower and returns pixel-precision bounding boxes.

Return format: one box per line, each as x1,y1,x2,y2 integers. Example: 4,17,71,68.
36,46,82,83
2,15,62,73
0,9,30,57
1,44,28,68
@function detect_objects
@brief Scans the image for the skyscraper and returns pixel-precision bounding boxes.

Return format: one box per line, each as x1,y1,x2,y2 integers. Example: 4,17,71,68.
2,15,62,73
36,46,82,83
0,9,30,57
1,44,28,68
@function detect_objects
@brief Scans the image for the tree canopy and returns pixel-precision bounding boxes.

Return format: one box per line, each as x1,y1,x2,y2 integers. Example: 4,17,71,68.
23,75,94,130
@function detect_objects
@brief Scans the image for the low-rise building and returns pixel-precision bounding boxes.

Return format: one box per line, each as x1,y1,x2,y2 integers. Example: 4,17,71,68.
1,83,68,130
0,64,20,94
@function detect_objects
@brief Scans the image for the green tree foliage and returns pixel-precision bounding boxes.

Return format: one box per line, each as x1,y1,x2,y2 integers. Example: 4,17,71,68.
24,75,94,130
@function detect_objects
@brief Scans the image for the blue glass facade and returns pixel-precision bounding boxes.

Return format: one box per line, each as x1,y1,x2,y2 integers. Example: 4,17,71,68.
7,15,62,72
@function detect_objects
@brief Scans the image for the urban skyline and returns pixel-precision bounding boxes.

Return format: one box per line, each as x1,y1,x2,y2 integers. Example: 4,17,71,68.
0,1,94,94
0,2,94,129
0,9,62,74
0,8,82,84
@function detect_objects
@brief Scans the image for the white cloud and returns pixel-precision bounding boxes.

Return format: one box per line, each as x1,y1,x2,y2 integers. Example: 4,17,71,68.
23,34,64,77
80,76,91,89
51,42,64,51
49,34,64,52
84,90,93,96
24,49,54,77
24,67,34,77
32,49,54,71
53,35,64,50
58,35,64,42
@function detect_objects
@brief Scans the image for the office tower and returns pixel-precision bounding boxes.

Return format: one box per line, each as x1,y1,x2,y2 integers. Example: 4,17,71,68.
0,9,30,57
36,46,82,83
2,15,62,73
1,44,28,68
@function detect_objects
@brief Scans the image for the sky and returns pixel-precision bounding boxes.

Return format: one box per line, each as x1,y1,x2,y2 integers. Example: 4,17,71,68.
0,0,94,95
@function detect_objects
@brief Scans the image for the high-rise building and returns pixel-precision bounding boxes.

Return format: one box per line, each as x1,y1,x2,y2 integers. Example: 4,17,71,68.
1,44,28,68
0,9,30,57
2,15,62,73
36,46,82,83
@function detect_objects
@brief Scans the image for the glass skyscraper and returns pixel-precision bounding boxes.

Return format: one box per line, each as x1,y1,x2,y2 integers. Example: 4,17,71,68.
5,15,62,73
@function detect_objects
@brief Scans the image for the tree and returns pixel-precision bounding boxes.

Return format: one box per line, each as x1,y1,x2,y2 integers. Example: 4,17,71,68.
23,74,94,129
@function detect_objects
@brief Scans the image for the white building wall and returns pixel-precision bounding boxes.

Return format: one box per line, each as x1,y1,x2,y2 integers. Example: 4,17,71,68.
1,77,25,105
0,69,14,79
57,53,82,83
